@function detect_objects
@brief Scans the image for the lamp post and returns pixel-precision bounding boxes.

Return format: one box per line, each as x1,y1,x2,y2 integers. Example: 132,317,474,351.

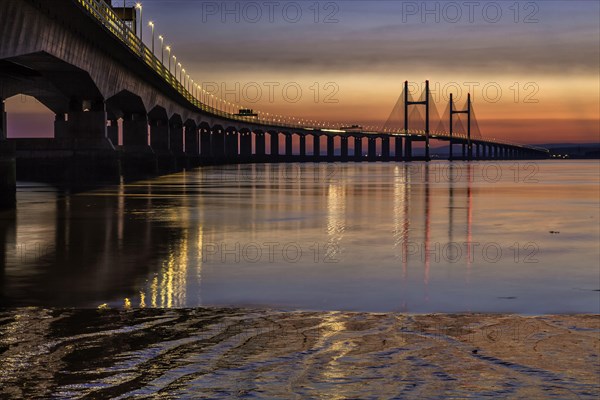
135,3,142,41
166,47,171,72
181,68,185,85
159,36,164,64
148,21,154,53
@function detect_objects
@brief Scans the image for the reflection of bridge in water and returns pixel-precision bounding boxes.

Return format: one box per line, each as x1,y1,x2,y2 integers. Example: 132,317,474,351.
0,0,549,209
0,164,481,310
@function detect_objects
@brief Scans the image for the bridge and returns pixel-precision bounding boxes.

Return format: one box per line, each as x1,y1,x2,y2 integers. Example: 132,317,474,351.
0,0,549,209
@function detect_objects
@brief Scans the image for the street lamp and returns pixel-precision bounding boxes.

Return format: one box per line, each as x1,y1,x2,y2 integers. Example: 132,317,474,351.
181,68,185,85
148,21,154,54
135,3,142,41
178,64,182,83
159,35,164,64
167,50,173,73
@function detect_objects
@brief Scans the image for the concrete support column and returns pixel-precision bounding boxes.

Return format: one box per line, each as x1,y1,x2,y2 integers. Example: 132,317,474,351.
368,137,376,161
107,118,119,146
313,134,320,161
299,135,306,160
354,136,362,161
67,99,108,140
0,99,16,209
185,124,199,156
0,99,6,141
476,143,480,160
123,113,149,147
211,130,225,161
122,113,156,177
404,137,412,160
54,113,68,139
200,129,211,159
340,136,348,162
394,136,403,161
185,122,199,168
270,132,279,158
381,137,390,161
240,131,252,160
285,134,293,159
462,143,466,159
327,136,335,161
225,131,238,161
255,132,265,159
150,119,169,151
151,118,175,173
169,121,184,154
17,99,119,183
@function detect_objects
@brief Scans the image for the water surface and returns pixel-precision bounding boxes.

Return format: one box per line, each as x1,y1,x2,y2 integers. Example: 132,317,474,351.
1,161,598,313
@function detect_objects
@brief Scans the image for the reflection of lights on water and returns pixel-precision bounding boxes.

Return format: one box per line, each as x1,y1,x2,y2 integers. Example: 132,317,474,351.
141,240,190,309
327,184,346,260
318,315,352,394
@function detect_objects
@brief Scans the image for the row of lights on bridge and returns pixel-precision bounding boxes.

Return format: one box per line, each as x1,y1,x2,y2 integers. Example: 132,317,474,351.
129,2,353,130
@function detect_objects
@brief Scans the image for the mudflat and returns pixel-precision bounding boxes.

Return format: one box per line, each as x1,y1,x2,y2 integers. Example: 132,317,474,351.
0,308,598,398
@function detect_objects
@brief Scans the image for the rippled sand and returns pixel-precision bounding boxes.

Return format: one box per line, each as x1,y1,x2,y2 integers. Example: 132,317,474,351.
0,309,598,399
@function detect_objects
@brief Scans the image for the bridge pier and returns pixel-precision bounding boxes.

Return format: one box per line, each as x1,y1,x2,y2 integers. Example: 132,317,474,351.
167,119,185,167
150,117,176,173
327,135,335,161
368,137,377,162
313,134,320,161
255,132,266,162
475,143,481,160
15,99,120,183
285,134,293,162
394,137,403,161
210,128,225,164
404,138,412,160
354,136,362,161
340,136,349,162
0,99,15,209
184,121,200,168
240,131,252,162
381,137,390,161
200,128,211,163
225,131,238,163
107,117,119,146
270,132,280,162
299,134,307,161
121,113,156,177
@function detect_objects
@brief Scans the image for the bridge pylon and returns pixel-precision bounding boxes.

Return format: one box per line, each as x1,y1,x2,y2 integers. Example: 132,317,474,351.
450,93,472,160
404,80,430,160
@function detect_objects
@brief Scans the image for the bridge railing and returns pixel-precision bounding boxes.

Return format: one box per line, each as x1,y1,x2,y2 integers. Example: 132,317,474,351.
74,0,314,129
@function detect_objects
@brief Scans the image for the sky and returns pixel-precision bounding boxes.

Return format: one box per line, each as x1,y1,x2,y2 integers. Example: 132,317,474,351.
6,0,600,144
